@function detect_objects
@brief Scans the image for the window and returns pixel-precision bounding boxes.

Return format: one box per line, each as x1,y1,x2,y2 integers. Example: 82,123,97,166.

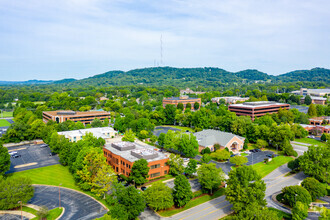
150,172,161,178
150,164,160,169
164,170,168,175
73,137,76,142
123,162,125,166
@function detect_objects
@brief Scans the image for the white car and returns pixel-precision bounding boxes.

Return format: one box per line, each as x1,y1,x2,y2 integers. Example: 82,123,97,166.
9,151,17,155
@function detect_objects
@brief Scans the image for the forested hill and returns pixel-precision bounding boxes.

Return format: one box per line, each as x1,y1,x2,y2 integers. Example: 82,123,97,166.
2,67,329,88
64,67,329,88
276,68,330,82
65,67,273,88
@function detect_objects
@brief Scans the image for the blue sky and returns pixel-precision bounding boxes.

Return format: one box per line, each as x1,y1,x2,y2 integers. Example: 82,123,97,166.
0,0,330,81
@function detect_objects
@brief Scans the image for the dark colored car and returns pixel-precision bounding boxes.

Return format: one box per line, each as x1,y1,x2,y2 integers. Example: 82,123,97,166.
230,154,236,157
266,154,273,158
249,149,256,153
12,154,21,158
255,149,261,152
141,186,147,191
49,152,56,156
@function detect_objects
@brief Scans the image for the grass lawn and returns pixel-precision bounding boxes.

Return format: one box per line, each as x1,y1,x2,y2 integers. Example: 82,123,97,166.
268,207,292,220
146,174,174,186
21,206,63,220
162,125,195,132
241,153,248,156
294,138,327,147
251,156,293,178
33,101,45,105
0,111,13,118
0,119,11,126
157,188,225,217
6,164,111,209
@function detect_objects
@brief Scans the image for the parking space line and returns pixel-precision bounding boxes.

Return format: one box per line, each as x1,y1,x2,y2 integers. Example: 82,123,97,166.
14,162,38,168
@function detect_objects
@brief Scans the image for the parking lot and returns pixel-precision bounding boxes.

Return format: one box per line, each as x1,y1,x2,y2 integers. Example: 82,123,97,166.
6,144,60,173
153,126,181,137
166,178,201,192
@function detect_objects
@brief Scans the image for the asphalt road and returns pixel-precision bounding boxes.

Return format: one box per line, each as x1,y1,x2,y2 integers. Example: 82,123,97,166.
6,144,60,173
167,164,308,220
29,185,107,220
0,214,29,220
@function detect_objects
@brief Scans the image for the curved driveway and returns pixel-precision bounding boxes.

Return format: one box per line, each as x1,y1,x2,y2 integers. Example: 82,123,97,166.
29,185,107,220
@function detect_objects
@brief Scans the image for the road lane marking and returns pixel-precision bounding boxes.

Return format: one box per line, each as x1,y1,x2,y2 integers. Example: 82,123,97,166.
266,173,298,189
14,162,38,168
194,204,232,220
8,147,26,152
178,200,226,220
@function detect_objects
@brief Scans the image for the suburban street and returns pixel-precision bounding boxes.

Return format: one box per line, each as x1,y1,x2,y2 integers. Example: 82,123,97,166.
139,164,309,220
291,141,311,156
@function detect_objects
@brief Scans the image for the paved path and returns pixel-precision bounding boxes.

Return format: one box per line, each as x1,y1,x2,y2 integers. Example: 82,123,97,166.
29,185,107,220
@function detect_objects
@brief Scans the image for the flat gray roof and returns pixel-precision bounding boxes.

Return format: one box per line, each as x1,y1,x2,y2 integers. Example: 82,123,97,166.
194,129,245,147
104,141,168,163
230,101,288,108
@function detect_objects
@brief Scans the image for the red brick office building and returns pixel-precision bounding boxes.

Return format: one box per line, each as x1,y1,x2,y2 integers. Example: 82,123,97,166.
228,101,290,121
163,96,201,110
42,110,110,125
103,142,169,180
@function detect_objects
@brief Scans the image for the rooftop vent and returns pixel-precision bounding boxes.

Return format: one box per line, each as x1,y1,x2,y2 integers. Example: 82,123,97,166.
131,148,158,160
111,142,136,151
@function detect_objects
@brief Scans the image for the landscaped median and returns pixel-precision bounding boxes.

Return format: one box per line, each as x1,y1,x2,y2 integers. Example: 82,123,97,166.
294,138,327,147
157,188,225,217
251,156,293,178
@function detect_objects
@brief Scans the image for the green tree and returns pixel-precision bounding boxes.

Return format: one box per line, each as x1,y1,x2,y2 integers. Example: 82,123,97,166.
173,175,193,207
122,129,135,142
109,203,128,220
319,206,330,220
129,159,150,186
114,186,146,220
91,118,103,127
307,103,317,117
304,95,312,105
197,163,225,194
185,103,192,110
0,142,10,175
158,133,166,147
144,181,174,211
301,177,327,201
37,206,49,219
321,133,327,142
184,159,197,177
178,133,198,158
210,149,230,161
91,164,117,199
177,103,184,111
200,154,212,163
292,201,308,220
225,166,266,213
103,117,109,127
194,102,200,110
164,104,176,124
288,157,301,171
231,206,281,220
281,185,312,207
0,176,34,210
256,139,268,149
299,146,330,183
168,154,184,176
230,155,248,166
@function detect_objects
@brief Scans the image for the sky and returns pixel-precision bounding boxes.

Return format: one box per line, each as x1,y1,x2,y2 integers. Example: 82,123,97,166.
0,0,330,81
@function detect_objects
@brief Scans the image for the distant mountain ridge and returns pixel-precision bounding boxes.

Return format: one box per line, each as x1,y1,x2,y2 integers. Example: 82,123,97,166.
1,67,329,87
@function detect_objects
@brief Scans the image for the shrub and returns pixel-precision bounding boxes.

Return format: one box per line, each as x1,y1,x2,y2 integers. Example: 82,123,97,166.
288,157,300,171
210,149,230,161
292,201,308,220
214,143,221,151
200,154,212,163
201,148,211,155
193,190,203,198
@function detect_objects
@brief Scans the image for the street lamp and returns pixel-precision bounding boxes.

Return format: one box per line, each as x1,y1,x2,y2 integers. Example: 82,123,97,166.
59,183,62,208
295,193,298,204
18,201,22,220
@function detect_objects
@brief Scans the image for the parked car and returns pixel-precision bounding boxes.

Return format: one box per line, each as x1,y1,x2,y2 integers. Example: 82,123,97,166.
266,154,273,158
255,149,261,152
9,151,18,156
12,154,21,158
141,186,147,191
249,149,256,153
40,144,48,148
230,154,236,157
49,152,56,156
